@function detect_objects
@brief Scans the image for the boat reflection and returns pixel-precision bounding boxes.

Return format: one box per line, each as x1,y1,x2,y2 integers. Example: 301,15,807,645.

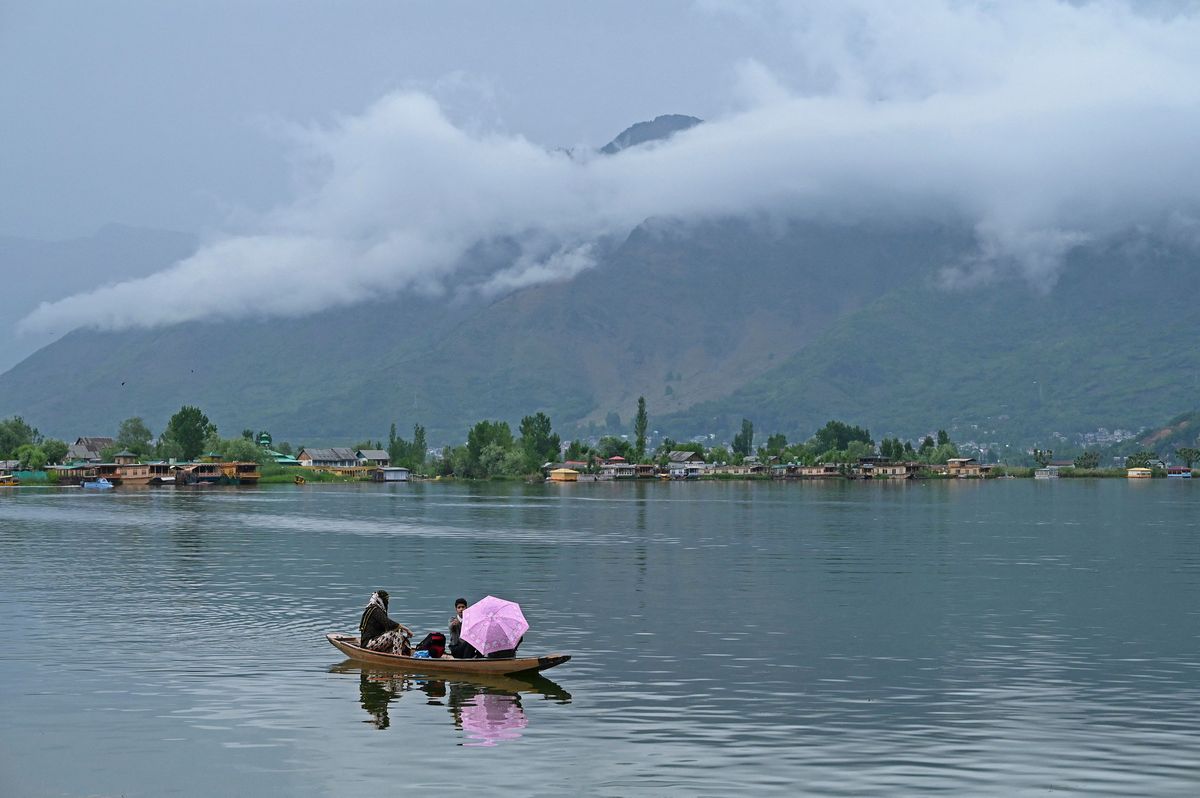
330,660,571,743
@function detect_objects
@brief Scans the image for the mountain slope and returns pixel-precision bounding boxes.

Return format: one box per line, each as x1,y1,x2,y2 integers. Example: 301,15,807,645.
0,218,943,443
665,235,1200,443
0,224,197,372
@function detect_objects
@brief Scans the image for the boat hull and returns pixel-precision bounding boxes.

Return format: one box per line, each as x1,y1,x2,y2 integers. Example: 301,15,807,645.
326,633,570,675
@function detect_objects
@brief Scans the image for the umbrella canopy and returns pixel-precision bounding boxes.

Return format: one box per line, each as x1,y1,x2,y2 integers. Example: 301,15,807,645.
461,595,529,656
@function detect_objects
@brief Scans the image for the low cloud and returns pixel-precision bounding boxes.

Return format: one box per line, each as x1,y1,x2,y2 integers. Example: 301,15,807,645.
21,0,1200,333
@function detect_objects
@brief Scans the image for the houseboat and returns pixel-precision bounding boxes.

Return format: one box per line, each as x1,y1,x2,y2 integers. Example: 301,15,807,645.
372,466,411,482
1126,467,1153,479
1167,466,1192,478
1034,467,1060,479
547,468,579,482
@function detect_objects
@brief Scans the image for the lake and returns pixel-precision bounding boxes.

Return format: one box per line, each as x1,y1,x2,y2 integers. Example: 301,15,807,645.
2,479,1199,796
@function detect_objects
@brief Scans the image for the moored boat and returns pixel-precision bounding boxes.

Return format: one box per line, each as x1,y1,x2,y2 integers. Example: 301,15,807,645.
1126,467,1153,479
82,478,114,490
326,632,570,676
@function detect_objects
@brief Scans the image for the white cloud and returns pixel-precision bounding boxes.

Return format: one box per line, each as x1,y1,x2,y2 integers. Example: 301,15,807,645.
20,0,1200,333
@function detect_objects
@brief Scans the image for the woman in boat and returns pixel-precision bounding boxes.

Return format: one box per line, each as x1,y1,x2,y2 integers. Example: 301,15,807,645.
359,590,414,654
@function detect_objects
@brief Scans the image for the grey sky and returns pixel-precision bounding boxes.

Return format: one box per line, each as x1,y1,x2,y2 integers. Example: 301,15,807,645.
1,0,780,239
6,1,1200,343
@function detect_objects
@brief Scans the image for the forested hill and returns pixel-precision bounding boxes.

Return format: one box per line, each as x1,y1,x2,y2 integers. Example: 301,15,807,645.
3,109,1198,447
663,235,1200,444
0,217,940,443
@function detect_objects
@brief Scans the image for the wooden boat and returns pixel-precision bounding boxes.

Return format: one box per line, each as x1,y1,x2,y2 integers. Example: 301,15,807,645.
0,474,17,487
294,475,306,485
328,660,572,700
326,632,570,676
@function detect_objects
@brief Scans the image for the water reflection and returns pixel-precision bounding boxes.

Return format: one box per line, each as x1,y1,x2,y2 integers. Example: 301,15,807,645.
330,661,571,743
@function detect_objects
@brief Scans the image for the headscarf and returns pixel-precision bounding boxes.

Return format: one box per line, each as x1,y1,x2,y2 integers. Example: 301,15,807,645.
360,590,390,638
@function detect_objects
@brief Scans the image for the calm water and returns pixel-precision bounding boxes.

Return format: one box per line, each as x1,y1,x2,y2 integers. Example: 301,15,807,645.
2,480,1199,796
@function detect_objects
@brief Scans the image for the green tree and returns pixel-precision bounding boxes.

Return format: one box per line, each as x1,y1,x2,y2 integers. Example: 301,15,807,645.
1074,451,1101,469
633,397,648,462
411,424,427,470
116,417,154,456
596,436,633,460
918,435,935,454
220,436,269,464
1032,448,1054,467
15,444,47,471
466,421,514,477
241,428,254,440
732,418,754,457
845,440,875,462
519,412,559,472
163,406,216,461
811,420,872,453
0,416,41,458
937,429,950,446
1175,447,1200,468
276,441,293,456
1125,450,1158,469
565,440,591,461
764,433,788,455
41,439,69,465
708,445,731,464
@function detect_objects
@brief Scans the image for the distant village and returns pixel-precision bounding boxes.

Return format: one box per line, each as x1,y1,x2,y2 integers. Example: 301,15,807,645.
1,404,1195,488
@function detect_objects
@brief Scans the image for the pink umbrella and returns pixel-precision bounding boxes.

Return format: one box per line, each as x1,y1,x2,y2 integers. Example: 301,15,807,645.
461,595,529,656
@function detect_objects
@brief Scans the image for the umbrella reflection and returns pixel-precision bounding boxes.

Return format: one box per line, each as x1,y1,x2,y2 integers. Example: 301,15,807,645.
456,690,526,747
330,660,570,741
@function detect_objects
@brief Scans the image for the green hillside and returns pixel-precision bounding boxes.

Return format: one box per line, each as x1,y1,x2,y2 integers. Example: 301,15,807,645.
666,235,1200,443
0,219,935,443
2,219,1195,448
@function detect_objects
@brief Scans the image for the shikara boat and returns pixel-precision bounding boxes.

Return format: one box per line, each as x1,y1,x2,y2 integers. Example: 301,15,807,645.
328,660,573,700
326,632,570,676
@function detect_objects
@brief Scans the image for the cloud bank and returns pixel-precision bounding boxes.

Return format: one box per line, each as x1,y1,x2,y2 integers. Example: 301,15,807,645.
21,0,1200,333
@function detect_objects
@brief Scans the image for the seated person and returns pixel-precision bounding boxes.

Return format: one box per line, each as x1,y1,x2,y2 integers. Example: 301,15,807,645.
448,597,482,659
359,590,413,654
487,636,524,659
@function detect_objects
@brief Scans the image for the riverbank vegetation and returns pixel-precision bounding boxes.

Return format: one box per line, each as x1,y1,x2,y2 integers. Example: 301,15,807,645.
4,395,1197,482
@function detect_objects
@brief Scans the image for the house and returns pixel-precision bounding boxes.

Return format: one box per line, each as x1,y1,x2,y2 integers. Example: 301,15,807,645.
797,464,841,478
854,458,921,479
668,462,703,479
946,457,987,478
356,449,391,467
667,450,705,465
68,437,115,462
297,447,358,468
372,466,410,482
600,462,637,479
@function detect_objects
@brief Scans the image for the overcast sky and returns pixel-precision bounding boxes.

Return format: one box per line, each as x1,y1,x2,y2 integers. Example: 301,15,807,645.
0,0,785,239
6,1,1200,338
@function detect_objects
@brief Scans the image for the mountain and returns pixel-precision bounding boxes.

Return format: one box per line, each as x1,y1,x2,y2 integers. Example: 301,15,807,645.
0,224,197,372
0,217,937,443
663,234,1200,445
3,118,1199,448
1123,409,1200,457
600,114,702,154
